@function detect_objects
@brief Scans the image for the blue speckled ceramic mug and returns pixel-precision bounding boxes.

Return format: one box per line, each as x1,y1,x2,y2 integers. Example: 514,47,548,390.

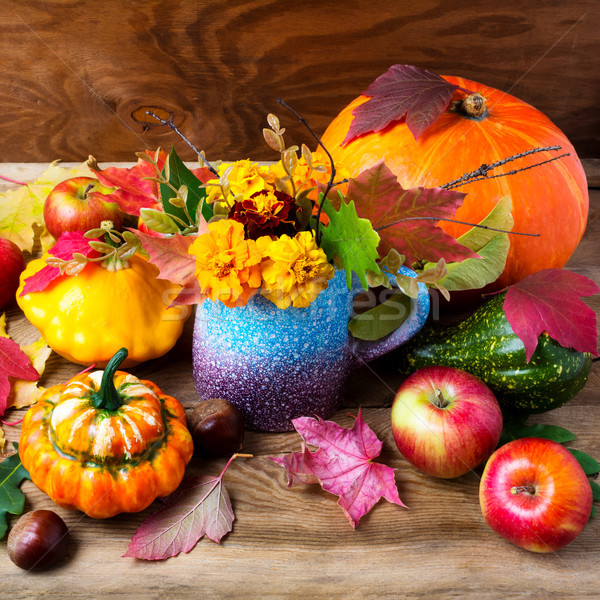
192,268,429,431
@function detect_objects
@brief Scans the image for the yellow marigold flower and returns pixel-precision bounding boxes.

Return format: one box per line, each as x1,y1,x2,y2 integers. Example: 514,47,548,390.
188,219,262,308
205,159,270,207
269,150,349,198
257,231,335,309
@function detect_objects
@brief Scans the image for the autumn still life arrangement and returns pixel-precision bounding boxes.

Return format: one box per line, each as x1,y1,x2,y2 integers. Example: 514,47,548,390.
0,64,599,567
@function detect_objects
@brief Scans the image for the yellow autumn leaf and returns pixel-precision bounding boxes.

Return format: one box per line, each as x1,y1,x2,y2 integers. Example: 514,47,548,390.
7,338,52,410
0,426,5,451
0,160,93,252
0,314,7,338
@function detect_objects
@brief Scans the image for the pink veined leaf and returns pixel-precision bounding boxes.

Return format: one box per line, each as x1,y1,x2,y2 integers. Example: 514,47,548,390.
503,268,600,362
89,150,167,216
270,409,406,528
346,160,478,265
123,457,237,561
0,337,40,416
20,231,100,296
343,64,470,144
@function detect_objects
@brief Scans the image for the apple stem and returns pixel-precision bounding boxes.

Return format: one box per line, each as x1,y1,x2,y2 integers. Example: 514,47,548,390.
433,388,450,409
510,485,536,496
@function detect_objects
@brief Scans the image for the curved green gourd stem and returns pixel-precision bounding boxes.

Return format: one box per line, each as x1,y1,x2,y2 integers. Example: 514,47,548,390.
90,348,129,411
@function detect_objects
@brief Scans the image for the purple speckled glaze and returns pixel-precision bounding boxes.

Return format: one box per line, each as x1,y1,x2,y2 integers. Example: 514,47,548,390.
192,267,429,432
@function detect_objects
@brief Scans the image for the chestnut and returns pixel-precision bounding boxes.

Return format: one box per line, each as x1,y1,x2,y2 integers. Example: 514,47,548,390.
188,398,245,457
7,510,70,571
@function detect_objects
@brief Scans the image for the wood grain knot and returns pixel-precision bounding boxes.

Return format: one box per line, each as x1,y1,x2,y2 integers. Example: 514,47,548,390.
131,106,173,126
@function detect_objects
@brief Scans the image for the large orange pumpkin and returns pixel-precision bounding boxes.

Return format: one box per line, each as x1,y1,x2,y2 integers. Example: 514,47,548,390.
320,76,589,289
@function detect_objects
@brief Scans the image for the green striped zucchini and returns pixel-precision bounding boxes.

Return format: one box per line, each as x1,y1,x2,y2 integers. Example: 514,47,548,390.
393,292,592,414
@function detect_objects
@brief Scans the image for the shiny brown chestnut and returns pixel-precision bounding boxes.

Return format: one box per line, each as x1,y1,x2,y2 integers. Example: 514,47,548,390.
8,510,69,571
188,398,245,457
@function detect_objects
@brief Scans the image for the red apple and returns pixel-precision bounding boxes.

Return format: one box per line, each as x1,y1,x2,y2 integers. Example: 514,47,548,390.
0,237,26,309
391,365,503,478
479,437,592,553
43,177,123,239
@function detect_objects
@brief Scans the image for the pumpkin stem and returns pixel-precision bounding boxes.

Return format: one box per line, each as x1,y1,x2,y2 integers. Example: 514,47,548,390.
458,93,487,119
91,348,129,411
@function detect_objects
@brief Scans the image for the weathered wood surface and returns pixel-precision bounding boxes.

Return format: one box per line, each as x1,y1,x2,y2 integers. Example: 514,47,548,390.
0,161,598,599
1,1,599,164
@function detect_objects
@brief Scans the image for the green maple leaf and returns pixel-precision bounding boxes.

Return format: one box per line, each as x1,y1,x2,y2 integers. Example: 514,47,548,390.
320,196,381,289
0,444,31,539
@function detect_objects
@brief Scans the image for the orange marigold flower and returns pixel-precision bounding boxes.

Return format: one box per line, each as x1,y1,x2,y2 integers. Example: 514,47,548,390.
257,231,335,309
188,219,262,308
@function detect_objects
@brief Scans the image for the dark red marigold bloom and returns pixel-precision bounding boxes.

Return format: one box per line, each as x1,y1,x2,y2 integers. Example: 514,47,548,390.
229,188,298,239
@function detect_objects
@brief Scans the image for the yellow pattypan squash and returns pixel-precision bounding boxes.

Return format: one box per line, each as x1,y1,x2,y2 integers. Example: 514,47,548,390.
17,252,187,367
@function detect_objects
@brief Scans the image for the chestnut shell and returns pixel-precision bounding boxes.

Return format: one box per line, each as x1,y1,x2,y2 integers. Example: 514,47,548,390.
7,510,69,571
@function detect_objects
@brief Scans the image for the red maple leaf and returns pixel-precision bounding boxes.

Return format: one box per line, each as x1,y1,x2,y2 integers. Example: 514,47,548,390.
343,64,471,144
346,160,478,265
0,337,40,416
191,165,218,184
503,269,600,362
270,410,406,528
20,231,100,296
133,229,206,306
89,150,167,216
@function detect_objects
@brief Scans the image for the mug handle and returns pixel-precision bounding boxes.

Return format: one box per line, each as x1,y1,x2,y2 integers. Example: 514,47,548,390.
350,266,430,365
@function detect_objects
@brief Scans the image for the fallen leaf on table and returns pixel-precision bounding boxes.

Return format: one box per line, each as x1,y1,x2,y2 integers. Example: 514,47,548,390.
0,161,92,252
124,454,241,560
343,64,472,143
0,336,40,417
503,269,599,362
271,409,406,528
0,444,31,539
7,338,52,410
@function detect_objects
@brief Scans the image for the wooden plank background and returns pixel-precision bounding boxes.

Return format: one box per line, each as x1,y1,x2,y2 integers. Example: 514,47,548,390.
1,0,598,164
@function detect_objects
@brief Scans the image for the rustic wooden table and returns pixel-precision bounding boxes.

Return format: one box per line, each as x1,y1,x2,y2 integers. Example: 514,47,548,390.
1,164,598,599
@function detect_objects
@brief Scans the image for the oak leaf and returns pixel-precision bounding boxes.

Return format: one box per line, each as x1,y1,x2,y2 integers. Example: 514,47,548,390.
124,456,239,560
346,160,477,265
503,269,599,362
271,410,406,528
320,196,381,289
344,64,470,143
